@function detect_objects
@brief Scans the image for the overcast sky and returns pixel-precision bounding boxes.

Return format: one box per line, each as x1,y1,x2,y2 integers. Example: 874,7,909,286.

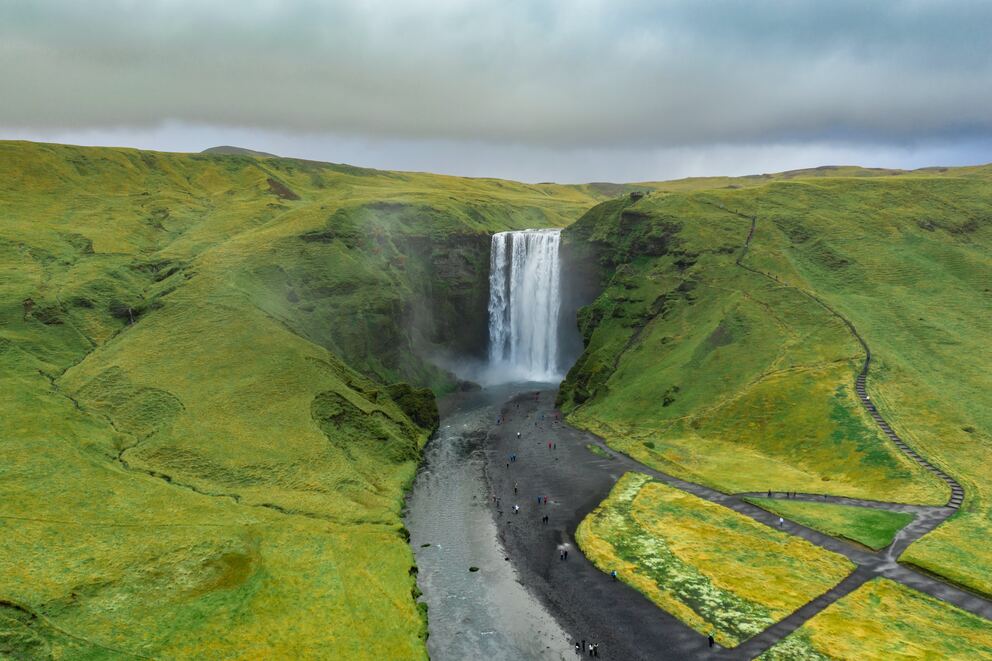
3,0,991,183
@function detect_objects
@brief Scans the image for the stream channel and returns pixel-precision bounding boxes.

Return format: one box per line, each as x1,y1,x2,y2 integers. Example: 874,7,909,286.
405,383,570,660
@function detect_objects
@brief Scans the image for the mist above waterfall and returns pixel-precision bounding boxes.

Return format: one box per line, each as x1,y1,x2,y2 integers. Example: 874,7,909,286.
485,229,564,384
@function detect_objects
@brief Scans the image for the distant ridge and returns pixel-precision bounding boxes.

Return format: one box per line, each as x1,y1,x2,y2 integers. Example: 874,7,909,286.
202,145,278,158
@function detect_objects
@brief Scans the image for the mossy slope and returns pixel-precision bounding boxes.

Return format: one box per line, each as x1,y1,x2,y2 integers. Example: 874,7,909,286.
0,141,606,657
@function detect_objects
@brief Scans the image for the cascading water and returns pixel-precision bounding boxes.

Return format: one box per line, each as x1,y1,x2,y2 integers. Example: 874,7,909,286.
487,229,563,382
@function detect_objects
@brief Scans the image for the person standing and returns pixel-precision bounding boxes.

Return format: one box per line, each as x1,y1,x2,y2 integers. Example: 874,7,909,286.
708,633,715,648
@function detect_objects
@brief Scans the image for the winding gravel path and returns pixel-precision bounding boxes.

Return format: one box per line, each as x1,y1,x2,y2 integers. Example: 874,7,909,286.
733,213,964,508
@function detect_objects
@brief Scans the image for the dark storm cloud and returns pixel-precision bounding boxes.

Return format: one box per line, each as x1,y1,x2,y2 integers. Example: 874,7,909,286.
3,0,991,150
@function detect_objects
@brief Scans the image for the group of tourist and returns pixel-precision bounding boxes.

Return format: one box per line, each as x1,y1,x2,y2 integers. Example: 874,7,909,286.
575,640,600,656
501,396,610,658
493,393,727,658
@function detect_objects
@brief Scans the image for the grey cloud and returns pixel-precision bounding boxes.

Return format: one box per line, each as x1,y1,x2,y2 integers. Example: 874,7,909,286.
2,0,992,151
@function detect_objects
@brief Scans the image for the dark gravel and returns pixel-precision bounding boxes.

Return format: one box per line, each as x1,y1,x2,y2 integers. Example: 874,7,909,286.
482,389,718,660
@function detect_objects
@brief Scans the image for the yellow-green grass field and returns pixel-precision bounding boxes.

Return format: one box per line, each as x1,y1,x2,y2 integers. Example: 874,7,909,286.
744,499,914,550
576,473,854,646
759,578,992,660
560,167,992,596
0,140,610,657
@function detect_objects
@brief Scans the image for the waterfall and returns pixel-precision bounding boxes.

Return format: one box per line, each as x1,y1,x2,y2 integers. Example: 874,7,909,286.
487,229,563,382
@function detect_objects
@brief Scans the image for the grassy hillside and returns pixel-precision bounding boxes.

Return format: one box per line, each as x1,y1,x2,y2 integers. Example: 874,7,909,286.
0,141,604,657
559,166,992,594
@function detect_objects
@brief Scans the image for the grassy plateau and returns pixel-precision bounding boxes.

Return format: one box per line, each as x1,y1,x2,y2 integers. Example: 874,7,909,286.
576,472,854,646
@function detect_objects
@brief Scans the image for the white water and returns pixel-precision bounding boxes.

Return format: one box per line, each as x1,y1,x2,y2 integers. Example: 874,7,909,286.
487,229,563,382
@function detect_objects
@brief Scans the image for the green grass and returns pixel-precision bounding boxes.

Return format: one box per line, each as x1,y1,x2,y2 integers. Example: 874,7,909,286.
745,499,914,550
4,139,991,654
561,193,949,504
0,140,609,657
560,168,992,595
586,443,614,459
576,473,854,646
759,578,992,660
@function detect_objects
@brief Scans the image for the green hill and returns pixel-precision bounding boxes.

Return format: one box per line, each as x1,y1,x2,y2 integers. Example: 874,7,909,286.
558,166,992,595
0,140,605,658
3,139,990,656
201,145,279,158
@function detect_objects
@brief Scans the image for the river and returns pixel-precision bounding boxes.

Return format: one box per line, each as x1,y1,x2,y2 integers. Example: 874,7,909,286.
405,384,570,660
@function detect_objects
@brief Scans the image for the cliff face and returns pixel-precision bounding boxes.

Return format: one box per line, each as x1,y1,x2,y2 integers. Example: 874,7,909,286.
556,194,681,408
395,231,492,364
556,202,622,383
247,202,537,391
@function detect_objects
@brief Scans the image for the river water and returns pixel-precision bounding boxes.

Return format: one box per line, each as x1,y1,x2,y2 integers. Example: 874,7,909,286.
405,384,569,660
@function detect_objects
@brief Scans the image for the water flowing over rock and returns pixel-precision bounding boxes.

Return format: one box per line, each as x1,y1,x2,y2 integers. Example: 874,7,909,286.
487,229,563,382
